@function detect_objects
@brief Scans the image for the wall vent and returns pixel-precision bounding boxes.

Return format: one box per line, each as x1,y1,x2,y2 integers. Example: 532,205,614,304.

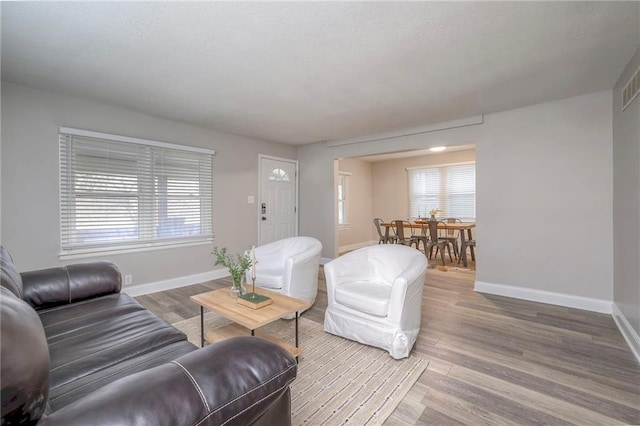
622,65,640,111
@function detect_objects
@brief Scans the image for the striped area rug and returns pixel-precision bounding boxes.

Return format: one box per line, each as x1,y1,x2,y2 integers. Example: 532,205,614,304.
172,313,427,426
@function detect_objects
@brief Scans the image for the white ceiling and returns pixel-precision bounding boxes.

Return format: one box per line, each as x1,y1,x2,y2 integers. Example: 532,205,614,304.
1,2,638,145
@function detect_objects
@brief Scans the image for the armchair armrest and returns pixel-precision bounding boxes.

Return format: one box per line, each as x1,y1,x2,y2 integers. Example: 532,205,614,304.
388,263,427,328
21,261,121,309
282,247,321,300
39,337,297,426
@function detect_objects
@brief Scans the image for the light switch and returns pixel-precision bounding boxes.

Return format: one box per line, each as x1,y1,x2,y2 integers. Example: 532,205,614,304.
248,195,255,204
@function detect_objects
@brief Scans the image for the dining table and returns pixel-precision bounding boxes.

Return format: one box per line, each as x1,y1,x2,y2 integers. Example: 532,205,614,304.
381,220,476,267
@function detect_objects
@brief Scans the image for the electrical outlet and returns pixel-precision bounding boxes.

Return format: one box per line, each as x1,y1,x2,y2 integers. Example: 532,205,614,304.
124,275,133,286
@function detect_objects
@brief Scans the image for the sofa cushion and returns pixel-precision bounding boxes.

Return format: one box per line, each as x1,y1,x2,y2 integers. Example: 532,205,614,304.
48,341,196,411
38,293,145,338
45,298,189,391
335,281,390,317
0,287,49,423
22,261,122,309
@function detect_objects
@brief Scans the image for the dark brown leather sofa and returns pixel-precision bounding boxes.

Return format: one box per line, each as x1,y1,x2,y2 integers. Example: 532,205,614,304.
0,246,296,425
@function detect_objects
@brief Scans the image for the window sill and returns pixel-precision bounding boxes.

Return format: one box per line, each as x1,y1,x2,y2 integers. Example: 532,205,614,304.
59,238,213,261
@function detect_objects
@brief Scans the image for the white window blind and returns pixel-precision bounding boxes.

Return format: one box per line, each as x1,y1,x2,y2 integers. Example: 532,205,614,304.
408,162,475,220
59,128,214,254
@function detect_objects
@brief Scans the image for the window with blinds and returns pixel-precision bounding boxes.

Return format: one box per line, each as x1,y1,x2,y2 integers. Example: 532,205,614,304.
337,172,350,226
407,162,475,220
59,128,214,255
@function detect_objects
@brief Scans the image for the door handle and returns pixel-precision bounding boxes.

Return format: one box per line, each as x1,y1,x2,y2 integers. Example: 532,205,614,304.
261,216,267,221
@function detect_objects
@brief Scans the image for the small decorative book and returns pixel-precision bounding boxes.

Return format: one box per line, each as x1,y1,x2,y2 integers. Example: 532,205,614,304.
237,292,273,309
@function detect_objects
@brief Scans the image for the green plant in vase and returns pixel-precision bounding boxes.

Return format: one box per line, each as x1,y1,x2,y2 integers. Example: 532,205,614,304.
213,246,252,298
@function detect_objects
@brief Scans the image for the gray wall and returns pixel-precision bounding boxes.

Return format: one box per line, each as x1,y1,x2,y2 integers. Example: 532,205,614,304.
299,91,613,302
613,47,640,335
1,82,296,287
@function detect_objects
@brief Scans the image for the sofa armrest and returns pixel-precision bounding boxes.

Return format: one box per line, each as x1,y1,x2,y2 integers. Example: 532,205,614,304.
21,261,121,309
39,337,297,426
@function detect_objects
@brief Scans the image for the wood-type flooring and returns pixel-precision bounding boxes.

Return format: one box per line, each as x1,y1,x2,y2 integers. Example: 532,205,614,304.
136,260,640,425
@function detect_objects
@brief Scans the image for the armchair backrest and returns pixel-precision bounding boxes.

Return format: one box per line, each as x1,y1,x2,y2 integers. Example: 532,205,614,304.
254,236,322,269
362,244,425,286
280,236,321,259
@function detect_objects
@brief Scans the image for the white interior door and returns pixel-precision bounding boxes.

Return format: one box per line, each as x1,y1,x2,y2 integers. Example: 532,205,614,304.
259,156,298,245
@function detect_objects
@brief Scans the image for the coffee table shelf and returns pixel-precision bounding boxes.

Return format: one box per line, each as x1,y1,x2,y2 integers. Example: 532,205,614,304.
204,323,302,358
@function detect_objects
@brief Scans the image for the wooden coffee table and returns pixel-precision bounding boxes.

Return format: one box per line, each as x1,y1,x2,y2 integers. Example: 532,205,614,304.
190,287,309,358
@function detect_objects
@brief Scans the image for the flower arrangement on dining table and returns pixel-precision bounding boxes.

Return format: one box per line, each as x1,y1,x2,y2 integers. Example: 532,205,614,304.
213,246,257,296
429,208,441,220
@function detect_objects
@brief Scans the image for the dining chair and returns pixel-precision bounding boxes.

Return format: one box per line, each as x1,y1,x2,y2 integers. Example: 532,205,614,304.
439,218,461,259
458,239,476,264
373,218,396,244
393,220,417,247
411,221,429,251
426,219,454,265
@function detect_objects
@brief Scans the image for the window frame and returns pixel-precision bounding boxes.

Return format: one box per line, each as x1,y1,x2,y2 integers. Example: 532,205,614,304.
337,171,351,229
58,127,215,259
407,161,476,221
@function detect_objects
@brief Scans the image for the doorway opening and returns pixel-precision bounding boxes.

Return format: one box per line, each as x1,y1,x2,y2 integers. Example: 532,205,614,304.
333,144,476,270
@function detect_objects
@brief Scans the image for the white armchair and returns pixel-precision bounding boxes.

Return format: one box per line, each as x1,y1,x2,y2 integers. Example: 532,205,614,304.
323,244,427,359
246,236,322,314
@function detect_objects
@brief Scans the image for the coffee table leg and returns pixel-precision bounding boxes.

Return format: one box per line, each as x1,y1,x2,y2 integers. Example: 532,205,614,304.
295,311,299,363
200,306,204,348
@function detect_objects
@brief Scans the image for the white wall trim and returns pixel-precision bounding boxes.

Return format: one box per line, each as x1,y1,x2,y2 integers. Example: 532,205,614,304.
612,303,640,363
338,240,377,254
474,280,612,314
122,268,229,297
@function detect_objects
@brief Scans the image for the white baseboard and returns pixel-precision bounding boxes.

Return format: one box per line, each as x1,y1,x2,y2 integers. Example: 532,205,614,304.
474,280,612,314
338,240,377,254
123,269,230,297
612,303,640,364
